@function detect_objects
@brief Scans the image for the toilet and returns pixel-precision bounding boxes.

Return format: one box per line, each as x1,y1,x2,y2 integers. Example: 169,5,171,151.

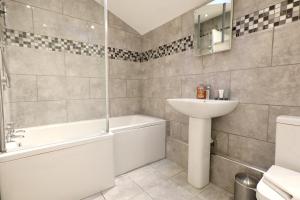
256,116,300,200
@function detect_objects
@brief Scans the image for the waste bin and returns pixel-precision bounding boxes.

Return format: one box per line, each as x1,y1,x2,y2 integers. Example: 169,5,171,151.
234,173,259,200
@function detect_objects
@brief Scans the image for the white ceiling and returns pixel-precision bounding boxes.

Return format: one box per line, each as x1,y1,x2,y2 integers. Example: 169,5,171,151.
96,0,208,35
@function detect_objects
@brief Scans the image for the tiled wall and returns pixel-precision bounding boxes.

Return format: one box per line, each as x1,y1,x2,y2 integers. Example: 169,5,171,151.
140,0,300,193
3,0,144,128
3,0,300,193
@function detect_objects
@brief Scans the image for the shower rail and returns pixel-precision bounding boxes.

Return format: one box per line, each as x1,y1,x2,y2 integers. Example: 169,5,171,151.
0,1,8,152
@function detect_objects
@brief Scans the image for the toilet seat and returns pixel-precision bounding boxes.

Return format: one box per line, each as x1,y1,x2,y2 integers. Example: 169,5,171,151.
256,179,286,200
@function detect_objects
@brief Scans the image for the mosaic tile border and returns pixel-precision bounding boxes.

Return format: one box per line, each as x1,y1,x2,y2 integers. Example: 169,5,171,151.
3,0,300,63
4,28,194,63
141,0,300,60
140,35,193,62
4,29,141,62
232,0,300,37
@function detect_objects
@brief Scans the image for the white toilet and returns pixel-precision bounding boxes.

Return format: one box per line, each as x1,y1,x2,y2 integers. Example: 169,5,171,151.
256,116,300,200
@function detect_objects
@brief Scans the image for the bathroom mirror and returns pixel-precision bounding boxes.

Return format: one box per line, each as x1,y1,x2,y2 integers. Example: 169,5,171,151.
194,0,233,56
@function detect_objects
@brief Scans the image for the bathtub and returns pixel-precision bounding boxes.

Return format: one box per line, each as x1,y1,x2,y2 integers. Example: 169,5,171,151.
0,115,166,200
110,115,166,175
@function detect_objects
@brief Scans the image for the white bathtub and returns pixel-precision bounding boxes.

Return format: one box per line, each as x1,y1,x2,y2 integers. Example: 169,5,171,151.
111,115,166,175
0,115,166,200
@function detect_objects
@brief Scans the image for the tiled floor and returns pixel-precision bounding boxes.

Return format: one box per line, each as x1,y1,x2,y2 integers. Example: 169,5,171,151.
84,159,233,200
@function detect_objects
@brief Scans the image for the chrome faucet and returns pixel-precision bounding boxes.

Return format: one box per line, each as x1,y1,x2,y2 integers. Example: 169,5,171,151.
6,122,25,143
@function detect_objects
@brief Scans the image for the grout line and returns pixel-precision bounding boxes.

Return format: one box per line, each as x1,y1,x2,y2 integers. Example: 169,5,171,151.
211,128,275,144
270,27,275,66
266,105,271,142
11,0,104,26
213,154,266,174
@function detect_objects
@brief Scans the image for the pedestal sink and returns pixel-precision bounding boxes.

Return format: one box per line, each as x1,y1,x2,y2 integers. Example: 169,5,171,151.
167,98,239,188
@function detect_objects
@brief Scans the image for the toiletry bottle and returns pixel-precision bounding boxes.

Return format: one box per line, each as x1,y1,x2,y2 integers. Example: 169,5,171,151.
218,89,224,100
197,85,206,99
206,85,211,100
214,90,219,100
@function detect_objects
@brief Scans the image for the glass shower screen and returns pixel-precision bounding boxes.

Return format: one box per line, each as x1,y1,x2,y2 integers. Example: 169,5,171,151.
0,0,108,152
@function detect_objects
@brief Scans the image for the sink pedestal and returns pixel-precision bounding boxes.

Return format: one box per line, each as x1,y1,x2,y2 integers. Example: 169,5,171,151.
166,99,239,188
188,117,211,188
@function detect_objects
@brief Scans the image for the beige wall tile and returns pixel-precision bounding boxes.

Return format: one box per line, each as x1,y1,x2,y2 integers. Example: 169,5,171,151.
35,100,67,126
181,72,231,99
90,78,106,99
11,100,67,128
141,98,165,119
211,130,229,156
127,80,143,97
213,104,269,141
210,155,263,193
146,58,166,78
164,53,185,77
33,8,89,42
202,30,273,73
67,99,106,122
164,102,189,124
8,75,37,102
273,21,300,66
110,79,127,98
181,10,194,37
170,121,189,143
166,137,188,169
87,22,105,45
110,98,141,117
109,59,144,79
7,46,65,76
66,77,90,99
109,27,142,52
108,12,140,36
37,76,67,101
228,135,275,169
231,65,300,106
163,77,182,99
65,53,105,77
234,0,282,18
14,0,63,13
144,17,182,48
5,0,33,32
62,0,103,24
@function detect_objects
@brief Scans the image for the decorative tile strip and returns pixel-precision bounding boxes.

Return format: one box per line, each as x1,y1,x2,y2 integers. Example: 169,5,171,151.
3,0,300,63
140,35,193,62
5,29,105,56
108,47,141,62
233,0,300,37
4,29,141,62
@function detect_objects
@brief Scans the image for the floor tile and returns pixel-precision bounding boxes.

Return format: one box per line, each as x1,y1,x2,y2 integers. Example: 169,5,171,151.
102,175,144,200
171,172,204,195
127,164,169,191
146,180,196,200
82,193,104,200
150,159,184,178
101,159,234,200
131,193,153,200
196,184,233,200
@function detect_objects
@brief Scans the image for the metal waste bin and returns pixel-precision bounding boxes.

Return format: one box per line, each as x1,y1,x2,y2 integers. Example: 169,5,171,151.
234,173,259,200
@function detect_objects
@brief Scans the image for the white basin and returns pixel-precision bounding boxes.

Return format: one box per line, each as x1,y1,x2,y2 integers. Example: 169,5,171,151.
167,98,239,188
167,99,239,119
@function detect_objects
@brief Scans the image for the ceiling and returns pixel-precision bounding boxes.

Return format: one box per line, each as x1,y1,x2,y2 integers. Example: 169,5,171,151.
96,0,208,35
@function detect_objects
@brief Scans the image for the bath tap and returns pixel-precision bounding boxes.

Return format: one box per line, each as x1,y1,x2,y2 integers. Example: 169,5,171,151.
5,123,25,142
10,130,26,139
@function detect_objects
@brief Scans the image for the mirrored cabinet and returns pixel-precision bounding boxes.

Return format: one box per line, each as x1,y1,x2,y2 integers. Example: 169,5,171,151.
194,0,233,56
